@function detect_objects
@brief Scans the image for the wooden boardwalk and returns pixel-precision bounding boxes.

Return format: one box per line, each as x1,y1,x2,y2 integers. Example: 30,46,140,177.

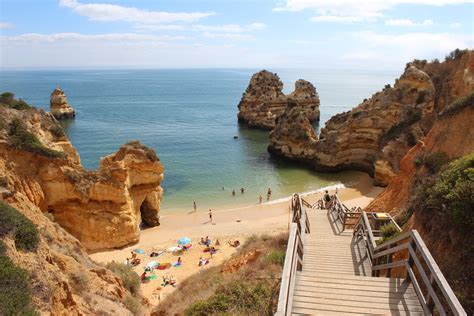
291,208,424,315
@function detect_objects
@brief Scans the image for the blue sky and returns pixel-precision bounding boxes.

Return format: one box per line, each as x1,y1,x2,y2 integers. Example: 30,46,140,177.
0,0,473,69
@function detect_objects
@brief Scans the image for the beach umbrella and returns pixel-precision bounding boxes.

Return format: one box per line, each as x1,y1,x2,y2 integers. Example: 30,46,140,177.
133,249,145,254
178,237,191,245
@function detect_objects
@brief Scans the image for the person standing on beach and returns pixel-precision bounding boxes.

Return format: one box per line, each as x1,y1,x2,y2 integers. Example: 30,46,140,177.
259,194,262,204
232,189,236,196
209,209,213,224
267,187,272,201
193,201,197,212
240,187,245,194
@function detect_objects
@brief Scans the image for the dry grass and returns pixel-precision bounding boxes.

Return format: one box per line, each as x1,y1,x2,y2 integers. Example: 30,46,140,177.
154,233,288,316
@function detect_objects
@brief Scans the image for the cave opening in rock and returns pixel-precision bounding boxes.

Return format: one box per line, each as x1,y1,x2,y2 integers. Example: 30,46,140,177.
139,198,160,230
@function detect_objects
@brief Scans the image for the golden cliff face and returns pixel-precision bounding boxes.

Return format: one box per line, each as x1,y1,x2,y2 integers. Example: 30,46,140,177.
1,196,132,314
269,50,474,186
0,106,164,251
237,70,320,129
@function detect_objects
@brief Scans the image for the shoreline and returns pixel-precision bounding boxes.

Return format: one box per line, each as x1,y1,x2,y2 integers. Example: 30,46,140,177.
90,173,382,308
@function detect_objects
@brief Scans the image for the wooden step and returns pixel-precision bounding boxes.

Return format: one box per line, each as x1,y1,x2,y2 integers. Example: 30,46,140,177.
295,280,417,295
291,300,423,315
293,290,421,305
294,284,419,300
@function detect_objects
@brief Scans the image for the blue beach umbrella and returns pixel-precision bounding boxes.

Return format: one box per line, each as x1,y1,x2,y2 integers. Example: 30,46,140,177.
133,249,145,254
178,237,191,245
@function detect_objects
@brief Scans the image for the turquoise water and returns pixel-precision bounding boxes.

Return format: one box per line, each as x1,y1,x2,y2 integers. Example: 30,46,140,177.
0,69,397,213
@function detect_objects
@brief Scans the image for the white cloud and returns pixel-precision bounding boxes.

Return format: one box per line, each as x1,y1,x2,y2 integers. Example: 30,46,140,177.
311,15,363,22
275,0,473,23
0,22,15,29
450,22,462,28
1,33,185,43
385,19,434,26
59,0,214,25
341,31,473,67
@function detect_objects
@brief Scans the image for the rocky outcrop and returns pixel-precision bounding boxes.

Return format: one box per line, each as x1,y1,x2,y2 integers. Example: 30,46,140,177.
50,87,76,119
0,198,133,314
0,105,164,251
364,96,474,314
237,70,320,129
269,50,474,186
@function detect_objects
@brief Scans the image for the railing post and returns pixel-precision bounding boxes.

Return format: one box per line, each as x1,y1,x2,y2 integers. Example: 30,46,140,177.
406,233,416,282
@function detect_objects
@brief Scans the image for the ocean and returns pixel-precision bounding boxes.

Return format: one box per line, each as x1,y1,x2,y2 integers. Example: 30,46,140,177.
0,68,398,213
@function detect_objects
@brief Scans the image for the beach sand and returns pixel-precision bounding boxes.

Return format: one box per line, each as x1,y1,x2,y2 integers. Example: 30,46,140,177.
90,173,382,308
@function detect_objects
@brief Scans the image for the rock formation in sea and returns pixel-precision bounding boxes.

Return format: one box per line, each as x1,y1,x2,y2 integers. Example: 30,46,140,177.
0,99,164,251
269,49,474,186
237,70,320,129
50,86,76,119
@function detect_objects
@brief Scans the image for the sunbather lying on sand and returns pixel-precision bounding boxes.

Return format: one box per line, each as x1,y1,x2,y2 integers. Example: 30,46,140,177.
228,240,240,248
198,257,210,266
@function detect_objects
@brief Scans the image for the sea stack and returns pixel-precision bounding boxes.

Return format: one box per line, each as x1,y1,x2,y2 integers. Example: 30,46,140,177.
50,86,76,119
268,50,474,186
237,70,320,130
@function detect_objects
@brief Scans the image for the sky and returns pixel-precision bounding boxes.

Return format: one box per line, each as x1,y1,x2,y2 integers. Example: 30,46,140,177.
0,0,473,69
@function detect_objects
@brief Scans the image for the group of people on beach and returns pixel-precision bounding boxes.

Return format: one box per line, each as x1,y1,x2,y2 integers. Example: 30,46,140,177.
193,187,274,218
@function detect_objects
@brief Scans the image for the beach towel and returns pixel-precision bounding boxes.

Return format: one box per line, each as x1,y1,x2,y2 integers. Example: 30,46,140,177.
157,263,171,270
145,275,157,281
146,261,159,269
133,249,145,254
172,262,182,267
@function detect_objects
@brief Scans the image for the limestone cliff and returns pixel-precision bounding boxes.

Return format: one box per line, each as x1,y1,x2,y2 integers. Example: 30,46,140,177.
0,105,164,251
237,70,320,129
0,198,133,315
50,87,76,120
269,50,474,186
365,95,474,313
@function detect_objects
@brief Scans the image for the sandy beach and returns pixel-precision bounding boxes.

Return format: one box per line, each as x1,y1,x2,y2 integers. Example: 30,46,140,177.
90,173,382,308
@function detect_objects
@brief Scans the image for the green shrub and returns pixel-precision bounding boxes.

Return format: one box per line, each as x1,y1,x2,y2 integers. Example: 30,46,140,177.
378,222,401,245
50,123,66,139
423,152,450,174
0,92,32,110
123,295,143,316
0,241,37,315
124,140,159,162
1,92,14,104
105,261,141,296
185,281,273,316
264,250,285,267
0,201,39,251
8,118,66,159
419,152,474,233
440,92,474,117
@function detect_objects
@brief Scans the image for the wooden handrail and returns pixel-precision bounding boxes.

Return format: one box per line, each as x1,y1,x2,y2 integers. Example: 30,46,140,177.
353,210,465,314
368,229,466,315
275,193,310,315
327,194,363,231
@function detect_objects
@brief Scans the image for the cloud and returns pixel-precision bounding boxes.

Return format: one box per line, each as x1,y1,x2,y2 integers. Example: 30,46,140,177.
1,33,185,43
191,22,266,39
310,15,363,23
341,31,473,66
385,19,434,26
59,0,214,25
450,22,462,28
0,22,15,29
275,0,472,23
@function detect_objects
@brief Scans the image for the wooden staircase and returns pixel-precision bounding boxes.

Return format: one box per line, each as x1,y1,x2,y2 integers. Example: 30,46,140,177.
291,208,423,315
276,194,466,316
